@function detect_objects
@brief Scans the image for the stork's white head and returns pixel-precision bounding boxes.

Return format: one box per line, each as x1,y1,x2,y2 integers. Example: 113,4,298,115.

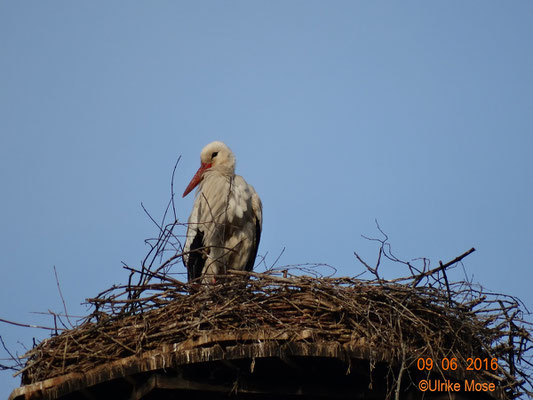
183,141,236,197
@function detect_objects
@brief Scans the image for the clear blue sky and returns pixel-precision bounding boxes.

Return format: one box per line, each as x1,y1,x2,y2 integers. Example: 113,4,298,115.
1,2,532,397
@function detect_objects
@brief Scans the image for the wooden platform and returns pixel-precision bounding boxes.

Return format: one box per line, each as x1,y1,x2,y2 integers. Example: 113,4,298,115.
9,334,504,400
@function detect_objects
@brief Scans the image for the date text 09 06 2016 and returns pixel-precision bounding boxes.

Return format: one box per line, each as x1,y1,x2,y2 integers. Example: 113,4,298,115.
417,357,498,372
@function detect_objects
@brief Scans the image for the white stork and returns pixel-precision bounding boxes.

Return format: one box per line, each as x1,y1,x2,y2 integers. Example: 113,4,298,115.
182,141,262,282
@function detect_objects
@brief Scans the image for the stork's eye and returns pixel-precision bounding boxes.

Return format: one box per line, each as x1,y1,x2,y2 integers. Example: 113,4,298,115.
211,152,218,158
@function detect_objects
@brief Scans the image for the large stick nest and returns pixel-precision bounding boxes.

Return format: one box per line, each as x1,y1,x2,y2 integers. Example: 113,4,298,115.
18,258,532,398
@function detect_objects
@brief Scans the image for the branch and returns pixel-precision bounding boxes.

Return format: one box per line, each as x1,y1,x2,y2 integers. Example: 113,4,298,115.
53,266,73,328
410,248,476,287
0,317,60,331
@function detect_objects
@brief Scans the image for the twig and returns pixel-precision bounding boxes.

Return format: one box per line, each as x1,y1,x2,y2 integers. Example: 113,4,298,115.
53,266,73,328
0,335,23,370
0,317,61,331
410,248,476,286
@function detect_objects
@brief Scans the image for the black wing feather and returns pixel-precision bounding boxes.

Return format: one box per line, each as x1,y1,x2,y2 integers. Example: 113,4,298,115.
185,230,205,282
244,217,261,272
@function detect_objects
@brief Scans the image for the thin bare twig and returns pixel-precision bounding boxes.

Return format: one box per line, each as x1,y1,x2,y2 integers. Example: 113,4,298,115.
53,266,73,328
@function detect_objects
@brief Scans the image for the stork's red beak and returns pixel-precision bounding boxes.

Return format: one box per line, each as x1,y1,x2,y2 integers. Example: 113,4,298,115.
183,162,211,197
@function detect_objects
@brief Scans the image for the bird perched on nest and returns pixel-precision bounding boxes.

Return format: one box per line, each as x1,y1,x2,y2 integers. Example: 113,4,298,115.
182,141,262,283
